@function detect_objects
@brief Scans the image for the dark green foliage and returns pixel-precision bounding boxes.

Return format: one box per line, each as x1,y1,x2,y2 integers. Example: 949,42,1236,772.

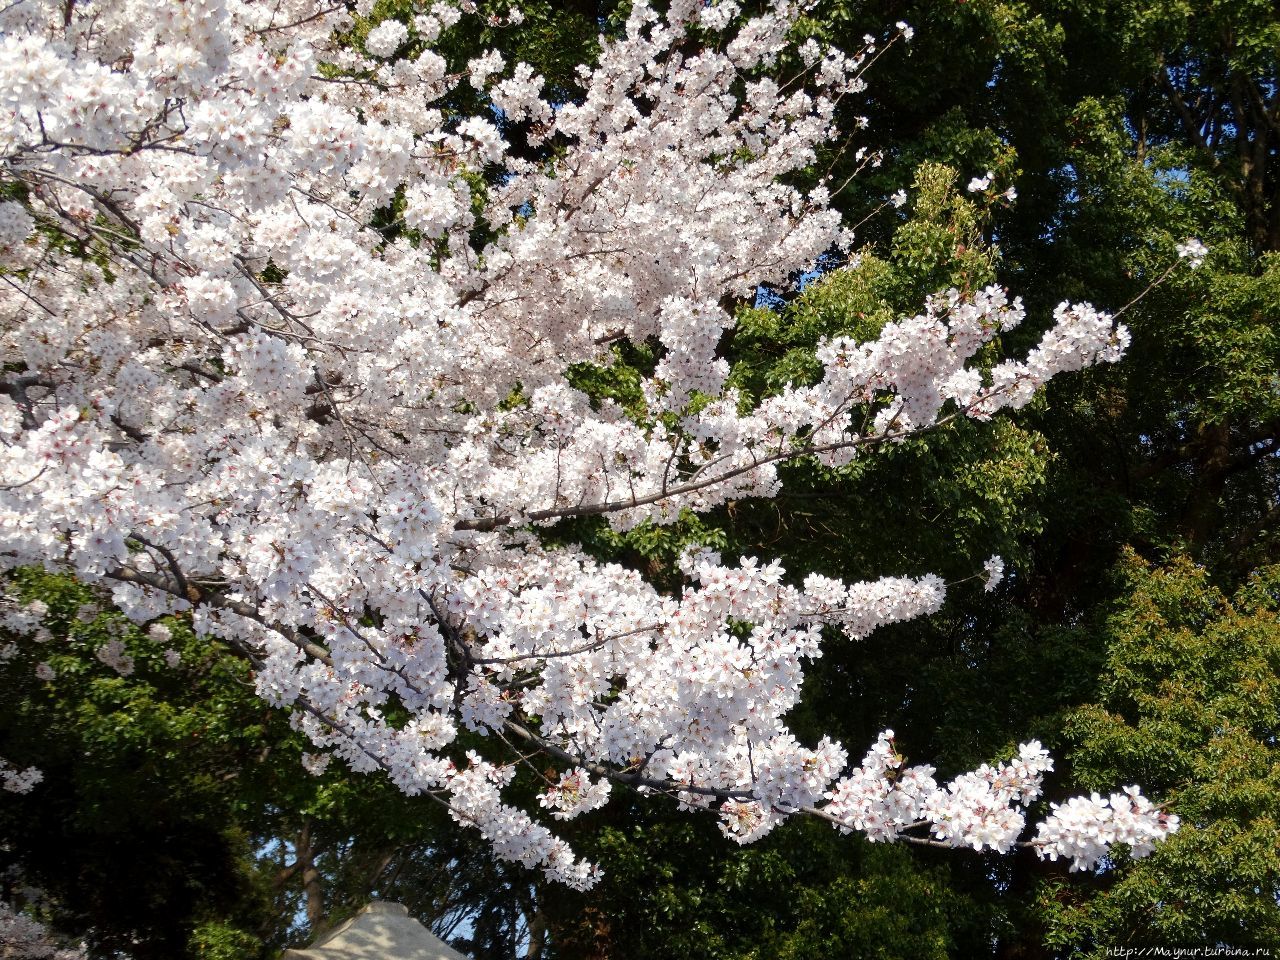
1042,554,1280,951
533,804,988,960
0,569,281,959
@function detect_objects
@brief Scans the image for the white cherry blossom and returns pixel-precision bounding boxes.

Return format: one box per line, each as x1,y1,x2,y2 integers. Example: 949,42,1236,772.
983,555,1005,592
1176,238,1208,268
968,171,994,192
0,0,1175,887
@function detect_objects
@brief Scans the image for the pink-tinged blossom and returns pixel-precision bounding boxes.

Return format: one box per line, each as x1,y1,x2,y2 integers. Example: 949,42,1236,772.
301,752,331,776
0,900,87,959
1176,238,1208,268
0,760,42,794
820,734,1169,870
0,202,33,251
983,555,1005,592
967,171,993,192
1033,786,1179,870
96,639,135,676
365,20,409,58
538,768,612,820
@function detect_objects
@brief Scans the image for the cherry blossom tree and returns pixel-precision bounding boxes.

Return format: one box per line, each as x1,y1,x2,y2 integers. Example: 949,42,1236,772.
0,0,1177,888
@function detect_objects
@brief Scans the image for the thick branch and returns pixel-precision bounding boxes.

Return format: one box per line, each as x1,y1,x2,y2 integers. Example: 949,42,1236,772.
455,415,961,532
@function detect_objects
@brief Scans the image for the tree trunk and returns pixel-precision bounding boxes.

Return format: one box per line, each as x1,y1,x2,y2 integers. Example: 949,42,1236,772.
296,819,327,934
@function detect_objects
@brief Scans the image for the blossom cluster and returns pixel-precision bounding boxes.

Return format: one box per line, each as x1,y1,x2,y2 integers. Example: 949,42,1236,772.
1034,787,1178,870
0,760,43,795
1176,238,1209,268
821,735,1176,865
0,901,86,960
538,768,613,821
0,0,1172,886
94,638,135,676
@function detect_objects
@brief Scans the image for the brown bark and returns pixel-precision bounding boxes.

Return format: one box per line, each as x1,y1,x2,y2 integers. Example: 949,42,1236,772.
524,902,548,960
295,819,328,934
